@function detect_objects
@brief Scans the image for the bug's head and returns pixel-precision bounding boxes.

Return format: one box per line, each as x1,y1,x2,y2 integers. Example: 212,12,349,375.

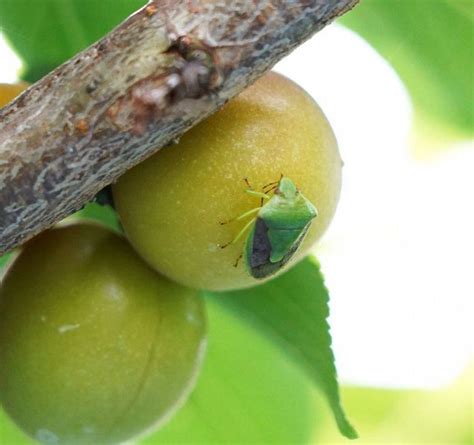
273,176,318,222
276,177,298,200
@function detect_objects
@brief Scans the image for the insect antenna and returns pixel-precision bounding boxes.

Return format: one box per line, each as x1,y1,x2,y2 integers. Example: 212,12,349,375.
262,183,279,193
262,183,279,201
262,174,284,194
262,180,279,191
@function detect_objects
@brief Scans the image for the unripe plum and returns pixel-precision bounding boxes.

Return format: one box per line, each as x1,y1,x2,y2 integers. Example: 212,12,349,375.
113,72,342,291
0,223,207,444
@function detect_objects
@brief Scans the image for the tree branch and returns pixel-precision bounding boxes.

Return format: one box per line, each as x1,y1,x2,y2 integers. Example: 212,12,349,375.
0,0,358,255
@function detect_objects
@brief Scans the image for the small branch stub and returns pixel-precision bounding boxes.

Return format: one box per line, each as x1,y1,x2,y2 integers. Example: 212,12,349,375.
0,0,359,255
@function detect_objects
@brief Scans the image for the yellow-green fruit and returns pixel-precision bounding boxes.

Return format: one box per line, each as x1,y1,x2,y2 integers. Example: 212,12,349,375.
0,224,207,445
113,71,342,291
0,82,28,108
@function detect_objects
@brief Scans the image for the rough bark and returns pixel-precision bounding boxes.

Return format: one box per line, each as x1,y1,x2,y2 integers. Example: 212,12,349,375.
0,0,358,255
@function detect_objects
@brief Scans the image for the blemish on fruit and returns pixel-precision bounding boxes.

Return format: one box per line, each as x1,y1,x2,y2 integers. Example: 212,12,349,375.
207,243,219,253
36,429,59,444
82,426,95,434
57,324,81,334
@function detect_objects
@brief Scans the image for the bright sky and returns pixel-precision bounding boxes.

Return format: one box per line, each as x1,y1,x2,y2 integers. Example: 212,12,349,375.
0,33,21,82
1,25,473,390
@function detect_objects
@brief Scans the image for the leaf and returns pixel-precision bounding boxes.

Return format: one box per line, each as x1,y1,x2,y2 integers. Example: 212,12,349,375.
0,409,34,444
0,256,10,285
72,202,123,233
0,254,11,272
205,257,357,439
314,365,474,444
340,0,474,138
135,298,318,443
0,0,146,81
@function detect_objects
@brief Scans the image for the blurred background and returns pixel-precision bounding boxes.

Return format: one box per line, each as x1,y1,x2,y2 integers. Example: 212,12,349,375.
0,0,473,443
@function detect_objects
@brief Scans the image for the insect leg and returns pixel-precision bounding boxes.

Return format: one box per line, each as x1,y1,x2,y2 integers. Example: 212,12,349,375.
262,184,279,195
262,173,283,191
248,188,270,207
263,179,283,194
246,190,270,201
219,207,260,225
220,217,256,249
243,178,271,205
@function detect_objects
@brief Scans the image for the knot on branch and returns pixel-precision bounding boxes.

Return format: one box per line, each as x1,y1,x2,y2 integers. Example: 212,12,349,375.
107,35,224,135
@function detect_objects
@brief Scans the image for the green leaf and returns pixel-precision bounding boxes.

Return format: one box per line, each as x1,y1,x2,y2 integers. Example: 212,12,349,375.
206,258,357,439
314,366,474,444
0,254,11,272
0,254,13,282
0,0,146,81
72,202,122,233
143,297,318,444
340,0,474,139
0,408,34,444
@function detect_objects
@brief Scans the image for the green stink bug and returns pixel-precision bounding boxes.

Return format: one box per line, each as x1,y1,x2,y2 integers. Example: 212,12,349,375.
221,177,318,279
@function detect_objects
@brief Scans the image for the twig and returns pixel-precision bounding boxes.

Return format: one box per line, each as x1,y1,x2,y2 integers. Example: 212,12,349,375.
0,0,358,254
